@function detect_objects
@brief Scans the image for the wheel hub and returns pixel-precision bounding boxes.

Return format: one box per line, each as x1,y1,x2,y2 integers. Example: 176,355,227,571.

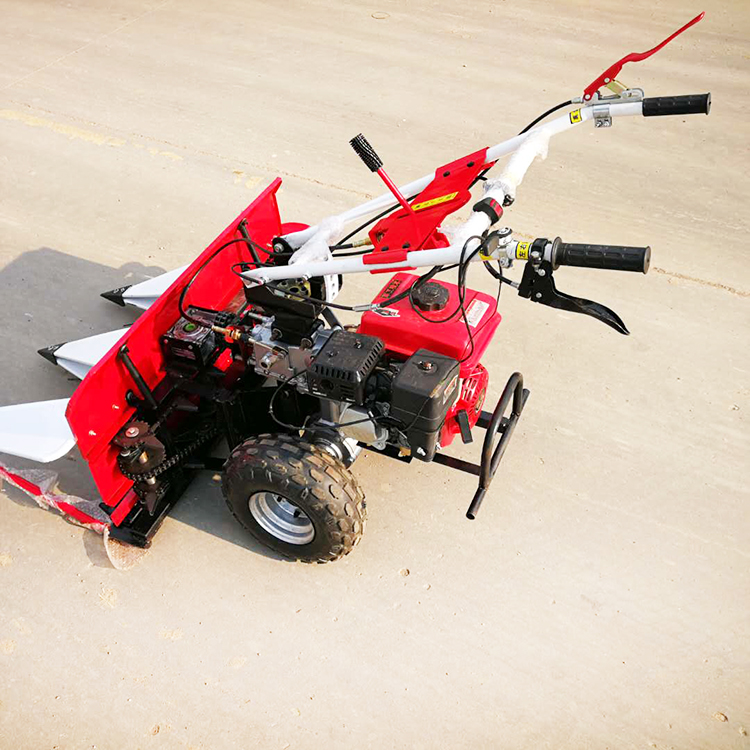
248,492,315,545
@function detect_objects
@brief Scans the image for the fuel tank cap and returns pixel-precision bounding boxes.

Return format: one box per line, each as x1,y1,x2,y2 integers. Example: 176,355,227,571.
411,281,449,312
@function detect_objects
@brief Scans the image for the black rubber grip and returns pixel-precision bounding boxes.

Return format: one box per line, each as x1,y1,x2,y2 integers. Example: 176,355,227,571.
349,133,383,172
553,240,650,274
642,93,711,117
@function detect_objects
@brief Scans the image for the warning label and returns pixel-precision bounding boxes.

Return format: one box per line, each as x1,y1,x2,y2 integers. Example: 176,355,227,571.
465,299,489,328
516,241,531,260
412,192,458,212
569,109,582,124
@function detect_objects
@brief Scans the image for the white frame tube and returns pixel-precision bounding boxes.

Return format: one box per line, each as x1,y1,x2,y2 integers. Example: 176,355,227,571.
280,101,643,249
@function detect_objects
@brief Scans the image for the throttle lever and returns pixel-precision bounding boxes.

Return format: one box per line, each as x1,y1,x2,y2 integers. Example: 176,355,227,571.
518,259,629,335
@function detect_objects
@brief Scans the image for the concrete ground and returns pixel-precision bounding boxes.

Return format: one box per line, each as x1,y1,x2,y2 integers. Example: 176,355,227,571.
1,0,748,748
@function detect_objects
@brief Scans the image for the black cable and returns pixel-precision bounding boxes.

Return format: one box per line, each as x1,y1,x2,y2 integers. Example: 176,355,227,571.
263,283,365,312
325,413,382,429
395,236,488,370
330,247,374,257
236,98,563,332
268,367,381,432
518,100,573,135
408,237,483,325
268,368,311,431
324,100,571,263
228,262,367,313
332,193,419,248
178,236,273,326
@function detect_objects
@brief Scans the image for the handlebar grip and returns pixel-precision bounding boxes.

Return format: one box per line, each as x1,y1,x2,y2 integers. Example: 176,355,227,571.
552,240,651,274
642,93,711,117
349,133,383,172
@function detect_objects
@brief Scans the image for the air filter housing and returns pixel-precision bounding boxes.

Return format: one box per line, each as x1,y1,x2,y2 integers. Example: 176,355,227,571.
308,330,384,405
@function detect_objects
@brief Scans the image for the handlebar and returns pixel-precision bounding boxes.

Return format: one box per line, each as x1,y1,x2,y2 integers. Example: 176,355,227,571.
642,93,711,117
549,238,651,274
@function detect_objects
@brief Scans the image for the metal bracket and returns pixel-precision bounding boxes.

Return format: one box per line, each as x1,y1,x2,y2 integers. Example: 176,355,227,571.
592,104,612,129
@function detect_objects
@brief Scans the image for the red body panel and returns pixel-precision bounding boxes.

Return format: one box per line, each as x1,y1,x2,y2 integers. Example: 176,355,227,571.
358,273,501,378
363,148,492,266
440,363,488,448
67,179,293,508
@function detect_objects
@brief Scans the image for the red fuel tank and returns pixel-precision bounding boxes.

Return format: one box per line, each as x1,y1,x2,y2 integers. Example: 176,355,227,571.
358,273,501,376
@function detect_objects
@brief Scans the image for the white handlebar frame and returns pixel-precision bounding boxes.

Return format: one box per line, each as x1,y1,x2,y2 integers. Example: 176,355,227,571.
242,99,644,286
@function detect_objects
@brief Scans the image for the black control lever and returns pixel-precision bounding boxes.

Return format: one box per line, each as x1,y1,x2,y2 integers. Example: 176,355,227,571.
518,258,629,335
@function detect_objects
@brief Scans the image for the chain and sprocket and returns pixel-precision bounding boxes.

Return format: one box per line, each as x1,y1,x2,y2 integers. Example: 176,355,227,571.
113,420,220,513
116,427,219,482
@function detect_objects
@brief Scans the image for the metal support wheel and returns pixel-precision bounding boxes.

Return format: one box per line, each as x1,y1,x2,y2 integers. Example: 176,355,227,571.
248,491,315,545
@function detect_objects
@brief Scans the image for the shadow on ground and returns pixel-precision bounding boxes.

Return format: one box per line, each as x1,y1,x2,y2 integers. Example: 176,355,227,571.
0,247,283,564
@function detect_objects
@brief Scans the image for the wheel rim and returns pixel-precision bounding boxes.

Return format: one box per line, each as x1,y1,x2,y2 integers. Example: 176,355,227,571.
248,492,315,545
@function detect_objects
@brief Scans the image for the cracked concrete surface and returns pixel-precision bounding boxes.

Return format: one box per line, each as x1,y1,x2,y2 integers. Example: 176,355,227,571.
0,1,748,748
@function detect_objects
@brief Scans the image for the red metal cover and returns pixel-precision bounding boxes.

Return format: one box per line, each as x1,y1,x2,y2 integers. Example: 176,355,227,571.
66,179,293,508
358,273,501,377
363,148,491,264
440,362,489,449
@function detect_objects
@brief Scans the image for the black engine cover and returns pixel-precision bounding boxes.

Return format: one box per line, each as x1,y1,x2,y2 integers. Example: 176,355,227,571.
308,330,384,405
390,349,460,461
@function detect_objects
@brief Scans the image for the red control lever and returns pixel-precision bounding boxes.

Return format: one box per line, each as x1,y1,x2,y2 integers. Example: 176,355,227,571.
582,12,705,102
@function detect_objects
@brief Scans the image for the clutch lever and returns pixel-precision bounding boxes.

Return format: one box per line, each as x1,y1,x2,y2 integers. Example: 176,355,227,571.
582,11,705,102
517,259,629,335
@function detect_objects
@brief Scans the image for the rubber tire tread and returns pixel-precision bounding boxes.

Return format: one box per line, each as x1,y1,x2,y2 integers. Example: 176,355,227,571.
222,433,366,563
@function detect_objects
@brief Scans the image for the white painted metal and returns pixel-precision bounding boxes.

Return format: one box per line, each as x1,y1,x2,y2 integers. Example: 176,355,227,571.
122,265,187,309
53,329,128,380
0,399,75,462
243,237,517,284
243,101,644,284
279,101,642,249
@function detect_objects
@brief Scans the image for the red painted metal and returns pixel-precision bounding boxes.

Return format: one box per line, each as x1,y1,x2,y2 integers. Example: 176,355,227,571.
440,363,489,448
66,179,297,509
583,12,704,101
358,272,501,378
376,168,416,215
110,489,138,526
363,148,492,267
368,265,417,274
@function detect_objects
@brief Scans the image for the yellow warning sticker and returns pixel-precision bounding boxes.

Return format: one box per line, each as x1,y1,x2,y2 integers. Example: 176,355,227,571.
516,241,531,260
569,109,582,124
412,192,458,212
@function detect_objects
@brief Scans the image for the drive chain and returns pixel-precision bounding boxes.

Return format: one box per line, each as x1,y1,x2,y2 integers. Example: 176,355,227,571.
118,427,220,482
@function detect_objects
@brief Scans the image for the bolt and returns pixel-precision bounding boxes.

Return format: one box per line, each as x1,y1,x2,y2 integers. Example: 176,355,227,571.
138,451,149,465
125,426,140,438
417,360,435,372
535,292,543,299
537,269,546,276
